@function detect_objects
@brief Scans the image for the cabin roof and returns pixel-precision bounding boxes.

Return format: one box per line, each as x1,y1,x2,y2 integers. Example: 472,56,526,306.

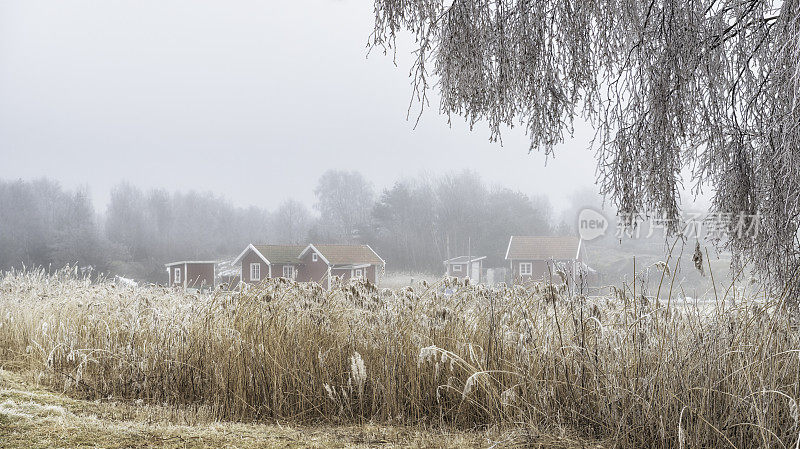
232,244,306,265
505,236,582,260
253,244,306,264
300,244,384,266
165,261,217,268
443,256,486,264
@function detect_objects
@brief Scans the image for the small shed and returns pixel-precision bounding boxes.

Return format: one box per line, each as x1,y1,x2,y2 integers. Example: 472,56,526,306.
166,261,216,290
233,244,306,285
298,244,386,289
505,236,586,285
444,256,486,282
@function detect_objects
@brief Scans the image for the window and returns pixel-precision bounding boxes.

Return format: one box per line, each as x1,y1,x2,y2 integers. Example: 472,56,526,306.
353,268,363,278
174,268,181,284
250,263,261,281
312,253,318,262
520,262,533,276
452,264,462,273
283,265,294,279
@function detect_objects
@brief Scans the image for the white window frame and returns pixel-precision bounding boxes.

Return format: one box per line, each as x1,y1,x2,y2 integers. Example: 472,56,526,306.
174,267,181,284
283,265,294,279
312,253,318,262
519,262,533,276
353,268,363,279
250,263,261,281
452,264,462,273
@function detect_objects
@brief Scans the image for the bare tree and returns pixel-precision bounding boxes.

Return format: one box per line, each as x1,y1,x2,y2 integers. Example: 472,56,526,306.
314,170,375,243
105,183,148,261
435,170,487,257
373,178,442,270
371,0,800,293
273,199,311,244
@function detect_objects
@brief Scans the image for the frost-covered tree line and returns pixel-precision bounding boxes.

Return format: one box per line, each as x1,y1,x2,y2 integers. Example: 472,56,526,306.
0,171,557,281
0,179,278,281
0,179,104,272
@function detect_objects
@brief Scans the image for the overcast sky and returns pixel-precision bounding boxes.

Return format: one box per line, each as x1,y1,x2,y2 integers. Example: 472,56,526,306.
0,1,612,213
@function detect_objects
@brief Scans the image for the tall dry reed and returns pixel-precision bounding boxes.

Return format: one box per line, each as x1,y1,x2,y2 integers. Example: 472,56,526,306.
0,267,798,448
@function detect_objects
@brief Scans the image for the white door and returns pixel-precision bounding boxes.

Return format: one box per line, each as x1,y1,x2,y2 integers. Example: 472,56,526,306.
471,262,480,281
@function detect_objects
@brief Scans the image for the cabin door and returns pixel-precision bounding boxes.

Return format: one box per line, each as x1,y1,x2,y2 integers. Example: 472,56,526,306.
471,262,479,281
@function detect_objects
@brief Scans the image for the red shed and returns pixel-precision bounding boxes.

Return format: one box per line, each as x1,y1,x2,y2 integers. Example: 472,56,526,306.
297,244,385,289
504,236,585,285
166,261,216,290
233,244,306,285
232,243,386,289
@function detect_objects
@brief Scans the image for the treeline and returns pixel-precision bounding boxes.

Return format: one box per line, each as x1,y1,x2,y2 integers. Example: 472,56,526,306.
0,179,278,280
0,179,105,272
0,171,561,281
367,172,557,270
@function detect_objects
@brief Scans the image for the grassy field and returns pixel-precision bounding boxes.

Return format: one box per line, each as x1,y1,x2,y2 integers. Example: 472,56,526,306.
0,267,797,448
2,368,545,448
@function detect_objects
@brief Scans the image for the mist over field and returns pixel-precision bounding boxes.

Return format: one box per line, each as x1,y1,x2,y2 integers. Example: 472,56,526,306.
0,173,730,294
0,172,565,277
0,1,726,290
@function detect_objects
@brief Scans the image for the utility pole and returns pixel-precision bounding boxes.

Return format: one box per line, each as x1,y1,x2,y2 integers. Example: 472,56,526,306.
467,236,471,280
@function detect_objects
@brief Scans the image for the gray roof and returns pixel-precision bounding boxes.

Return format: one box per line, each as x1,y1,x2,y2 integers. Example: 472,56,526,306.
252,245,306,264
309,244,384,265
165,261,216,267
443,256,486,264
505,236,582,260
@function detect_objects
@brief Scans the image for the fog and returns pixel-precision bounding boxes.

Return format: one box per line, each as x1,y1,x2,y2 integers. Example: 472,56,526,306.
0,1,721,288
0,0,597,212
0,171,562,280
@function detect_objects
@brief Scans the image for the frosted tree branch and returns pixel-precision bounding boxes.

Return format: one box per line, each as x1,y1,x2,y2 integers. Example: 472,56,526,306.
371,0,800,296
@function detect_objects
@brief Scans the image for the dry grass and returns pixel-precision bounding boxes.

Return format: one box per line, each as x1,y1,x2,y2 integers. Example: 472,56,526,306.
0,267,797,448
1,369,524,448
